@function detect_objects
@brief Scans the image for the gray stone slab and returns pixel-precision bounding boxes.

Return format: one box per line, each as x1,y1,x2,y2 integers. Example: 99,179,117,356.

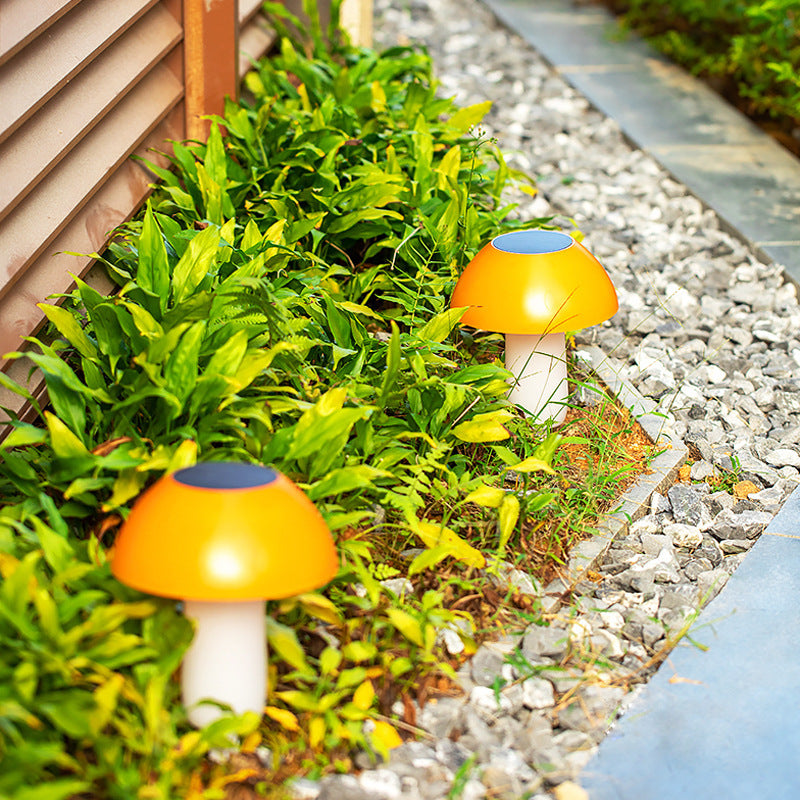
564,63,764,148
759,243,800,275
485,0,659,68
483,0,800,286
580,486,800,799
651,143,800,247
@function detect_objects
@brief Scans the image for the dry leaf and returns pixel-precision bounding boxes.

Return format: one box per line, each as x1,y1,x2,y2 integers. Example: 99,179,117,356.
553,781,590,800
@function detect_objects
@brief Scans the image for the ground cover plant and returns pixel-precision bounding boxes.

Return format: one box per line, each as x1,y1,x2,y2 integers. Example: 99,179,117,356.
0,11,653,797
593,0,800,153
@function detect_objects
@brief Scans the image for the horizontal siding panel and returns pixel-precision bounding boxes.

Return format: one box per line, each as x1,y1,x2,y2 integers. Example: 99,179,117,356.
0,0,160,145
0,4,182,224
0,107,184,422
0,65,183,302
239,14,277,78
0,0,82,65
240,0,264,23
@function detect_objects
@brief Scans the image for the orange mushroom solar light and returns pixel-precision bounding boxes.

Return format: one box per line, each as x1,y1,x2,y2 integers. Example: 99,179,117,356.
451,230,618,423
111,462,337,728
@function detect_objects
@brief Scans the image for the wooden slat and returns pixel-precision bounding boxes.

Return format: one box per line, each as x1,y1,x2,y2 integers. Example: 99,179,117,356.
0,5,182,224
0,0,160,145
0,107,184,423
0,0,82,66
239,14,277,78
0,65,183,303
239,0,264,24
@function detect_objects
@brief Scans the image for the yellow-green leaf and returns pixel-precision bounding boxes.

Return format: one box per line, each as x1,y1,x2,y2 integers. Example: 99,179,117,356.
167,439,198,473
498,494,521,553
415,307,467,343
370,80,387,112
408,544,452,577
264,706,300,732
414,522,485,569
267,619,312,676
386,608,425,648
452,410,513,443
336,300,384,320
296,592,343,625
436,144,461,188
446,100,492,134
352,680,375,711
510,456,556,474
45,411,89,458
0,423,47,450
275,690,319,713
308,715,326,749
463,485,506,508
368,720,403,757
38,303,97,359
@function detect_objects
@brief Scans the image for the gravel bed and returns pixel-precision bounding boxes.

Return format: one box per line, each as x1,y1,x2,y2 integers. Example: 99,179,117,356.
296,0,800,797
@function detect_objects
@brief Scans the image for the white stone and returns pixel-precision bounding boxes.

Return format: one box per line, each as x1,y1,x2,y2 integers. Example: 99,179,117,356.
765,448,800,468
664,523,704,549
521,677,556,710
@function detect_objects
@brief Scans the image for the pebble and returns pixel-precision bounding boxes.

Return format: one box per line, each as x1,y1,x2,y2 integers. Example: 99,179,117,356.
300,0,800,798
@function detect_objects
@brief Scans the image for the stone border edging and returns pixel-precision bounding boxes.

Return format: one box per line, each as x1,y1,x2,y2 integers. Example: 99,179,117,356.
541,345,688,613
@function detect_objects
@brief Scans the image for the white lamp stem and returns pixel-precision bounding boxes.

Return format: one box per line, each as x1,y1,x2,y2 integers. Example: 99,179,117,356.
505,331,568,424
181,599,267,728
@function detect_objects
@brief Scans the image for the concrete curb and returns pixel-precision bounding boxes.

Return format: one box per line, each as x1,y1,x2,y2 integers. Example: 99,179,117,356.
542,346,688,613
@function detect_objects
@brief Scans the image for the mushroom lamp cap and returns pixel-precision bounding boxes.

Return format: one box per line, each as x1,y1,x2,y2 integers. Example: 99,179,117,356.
450,230,618,334
111,463,337,601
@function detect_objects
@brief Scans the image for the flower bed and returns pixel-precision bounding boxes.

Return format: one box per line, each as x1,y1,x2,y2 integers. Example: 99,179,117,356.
0,23,651,798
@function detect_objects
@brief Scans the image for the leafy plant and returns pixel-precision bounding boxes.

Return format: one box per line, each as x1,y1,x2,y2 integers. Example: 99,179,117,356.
602,0,800,132
0,23,651,796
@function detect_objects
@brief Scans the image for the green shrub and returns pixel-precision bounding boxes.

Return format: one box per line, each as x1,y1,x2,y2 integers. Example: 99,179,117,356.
0,19,640,793
0,32,559,794
605,0,800,126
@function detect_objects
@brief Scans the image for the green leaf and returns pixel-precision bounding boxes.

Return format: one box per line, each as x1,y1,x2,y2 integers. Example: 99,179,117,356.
378,322,401,406
327,207,404,234
31,517,75,573
446,100,492,134
164,321,207,406
13,780,92,800
137,203,171,311
415,306,466,343
171,225,222,305
307,464,391,501
37,689,96,738
38,303,97,359
267,618,313,676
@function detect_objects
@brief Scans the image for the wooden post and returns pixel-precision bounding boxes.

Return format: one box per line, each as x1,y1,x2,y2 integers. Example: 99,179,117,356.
340,0,373,47
184,0,238,141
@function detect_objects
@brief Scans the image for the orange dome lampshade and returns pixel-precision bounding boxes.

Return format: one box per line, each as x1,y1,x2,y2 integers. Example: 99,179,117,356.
451,230,618,422
112,462,337,728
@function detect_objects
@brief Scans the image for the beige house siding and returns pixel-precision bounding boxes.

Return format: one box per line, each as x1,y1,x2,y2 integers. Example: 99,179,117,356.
0,0,276,423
